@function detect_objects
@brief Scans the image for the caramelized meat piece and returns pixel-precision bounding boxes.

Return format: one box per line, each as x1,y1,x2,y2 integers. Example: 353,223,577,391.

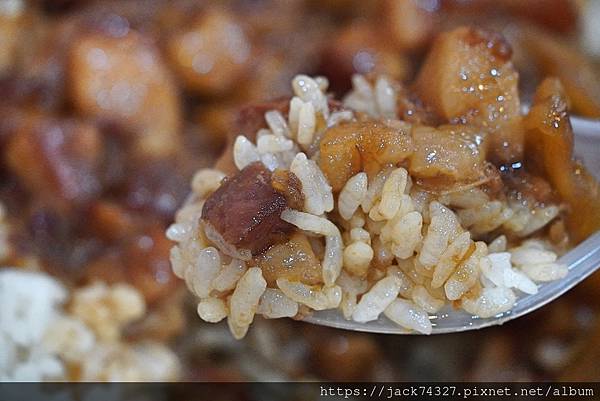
68,29,181,158
5,116,102,209
166,8,252,95
359,120,414,178
319,120,413,191
271,169,304,211
409,125,487,186
524,78,600,243
319,123,361,192
415,26,523,164
254,232,322,286
416,27,517,118
201,162,295,258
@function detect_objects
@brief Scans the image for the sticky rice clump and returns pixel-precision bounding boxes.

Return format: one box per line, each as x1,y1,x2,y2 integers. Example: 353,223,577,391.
168,74,568,338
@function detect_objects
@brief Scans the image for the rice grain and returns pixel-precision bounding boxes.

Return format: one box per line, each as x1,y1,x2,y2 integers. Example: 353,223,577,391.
352,276,401,323
229,267,267,339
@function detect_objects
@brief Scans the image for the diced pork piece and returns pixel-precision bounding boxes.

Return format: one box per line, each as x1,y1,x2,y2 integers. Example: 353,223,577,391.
68,29,181,158
319,120,413,191
201,162,295,258
358,121,414,179
5,115,102,209
415,27,523,164
409,125,487,186
271,169,304,211
166,8,252,96
254,232,322,286
318,124,362,193
524,78,600,243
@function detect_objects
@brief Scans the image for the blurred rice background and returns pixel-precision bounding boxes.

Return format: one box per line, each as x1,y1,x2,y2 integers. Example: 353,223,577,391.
0,0,599,382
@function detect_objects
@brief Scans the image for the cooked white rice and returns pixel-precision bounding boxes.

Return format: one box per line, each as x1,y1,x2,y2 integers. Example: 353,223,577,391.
169,73,570,338
352,275,401,323
0,268,180,381
290,153,334,216
197,298,228,323
338,172,368,220
228,267,266,340
276,278,342,311
257,288,299,319
384,298,432,334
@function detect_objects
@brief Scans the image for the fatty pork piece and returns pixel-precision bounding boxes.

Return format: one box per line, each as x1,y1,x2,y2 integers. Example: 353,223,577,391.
524,78,600,243
5,114,102,210
319,119,413,191
201,162,298,259
409,124,488,188
254,232,322,287
68,28,181,159
415,26,523,164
